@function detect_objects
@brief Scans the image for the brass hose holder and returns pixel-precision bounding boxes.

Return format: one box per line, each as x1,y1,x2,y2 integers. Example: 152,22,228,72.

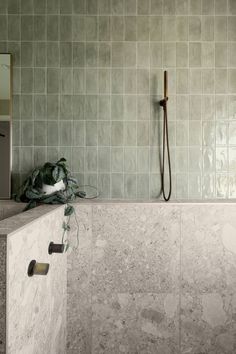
27,260,50,277
160,97,168,108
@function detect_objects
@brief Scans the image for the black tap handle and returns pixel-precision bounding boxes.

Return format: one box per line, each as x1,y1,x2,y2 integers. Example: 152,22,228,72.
48,242,65,254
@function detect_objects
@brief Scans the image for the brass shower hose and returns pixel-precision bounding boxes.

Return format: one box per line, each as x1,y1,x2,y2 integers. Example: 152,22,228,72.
160,71,172,201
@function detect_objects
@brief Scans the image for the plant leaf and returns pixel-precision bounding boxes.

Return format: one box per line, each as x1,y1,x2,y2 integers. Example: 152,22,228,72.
57,157,66,163
65,205,74,216
62,221,70,231
52,165,65,183
24,200,37,211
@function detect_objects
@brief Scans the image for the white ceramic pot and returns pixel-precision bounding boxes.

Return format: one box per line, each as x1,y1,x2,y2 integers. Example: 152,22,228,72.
41,179,65,195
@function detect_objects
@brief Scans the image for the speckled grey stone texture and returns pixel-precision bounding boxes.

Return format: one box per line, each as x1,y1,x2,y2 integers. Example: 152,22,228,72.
0,203,67,354
0,238,6,354
181,205,236,354
7,205,67,354
67,201,236,354
92,204,180,294
67,205,92,353
67,203,181,353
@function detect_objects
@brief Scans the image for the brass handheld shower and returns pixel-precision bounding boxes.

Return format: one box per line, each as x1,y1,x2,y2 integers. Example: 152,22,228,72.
163,70,168,99
160,71,172,201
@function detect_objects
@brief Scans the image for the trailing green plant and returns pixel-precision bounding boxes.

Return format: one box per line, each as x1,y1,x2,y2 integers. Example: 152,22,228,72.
61,207,80,252
14,158,84,251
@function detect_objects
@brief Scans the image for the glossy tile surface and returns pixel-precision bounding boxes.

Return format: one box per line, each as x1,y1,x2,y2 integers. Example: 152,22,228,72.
1,0,236,199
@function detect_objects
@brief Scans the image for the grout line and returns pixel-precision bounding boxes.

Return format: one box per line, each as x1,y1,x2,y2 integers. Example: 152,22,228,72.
148,0,151,200
200,0,204,200
83,15,86,190
90,204,93,352
122,0,125,199
109,17,112,199
179,206,182,354
57,0,61,164
226,0,230,198
95,11,99,195
213,0,216,199
8,13,236,17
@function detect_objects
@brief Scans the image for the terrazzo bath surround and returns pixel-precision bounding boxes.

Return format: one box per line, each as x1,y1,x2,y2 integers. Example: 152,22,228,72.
0,203,67,354
1,0,236,353
67,201,236,354
1,199,236,353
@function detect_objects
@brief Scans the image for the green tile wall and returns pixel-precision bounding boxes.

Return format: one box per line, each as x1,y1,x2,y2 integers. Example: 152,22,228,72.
1,0,236,199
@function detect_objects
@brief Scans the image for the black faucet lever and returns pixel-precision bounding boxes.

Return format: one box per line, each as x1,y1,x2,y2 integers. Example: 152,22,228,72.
48,242,65,254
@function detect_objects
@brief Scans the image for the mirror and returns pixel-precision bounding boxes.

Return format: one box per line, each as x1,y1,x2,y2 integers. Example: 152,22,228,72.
0,54,12,199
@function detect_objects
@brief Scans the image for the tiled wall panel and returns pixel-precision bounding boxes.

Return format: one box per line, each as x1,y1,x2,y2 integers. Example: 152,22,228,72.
1,0,236,199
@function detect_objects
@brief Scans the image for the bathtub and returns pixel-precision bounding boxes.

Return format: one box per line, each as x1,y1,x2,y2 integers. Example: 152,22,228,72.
67,199,236,354
1,199,236,353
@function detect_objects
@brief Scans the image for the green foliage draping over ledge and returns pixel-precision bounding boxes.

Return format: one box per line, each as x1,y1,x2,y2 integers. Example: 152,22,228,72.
14,158,85,251
14,157,85,210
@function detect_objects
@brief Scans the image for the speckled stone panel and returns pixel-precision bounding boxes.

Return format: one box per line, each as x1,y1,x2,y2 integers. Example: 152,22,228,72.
0,238,6,354
67,203,181,354
68,202,236,354
6,206,67,354
92,292,179,354
181,205,236,354
92,204,181,353
92,204,180,294
67,205,92,354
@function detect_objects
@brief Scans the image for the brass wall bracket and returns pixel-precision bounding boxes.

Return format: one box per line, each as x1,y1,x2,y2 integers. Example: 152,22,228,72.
27,260,50,277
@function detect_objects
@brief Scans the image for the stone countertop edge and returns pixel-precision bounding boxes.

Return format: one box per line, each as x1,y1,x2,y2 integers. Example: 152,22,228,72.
1,198,236,238
72,198,236,205
0,204,64,239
